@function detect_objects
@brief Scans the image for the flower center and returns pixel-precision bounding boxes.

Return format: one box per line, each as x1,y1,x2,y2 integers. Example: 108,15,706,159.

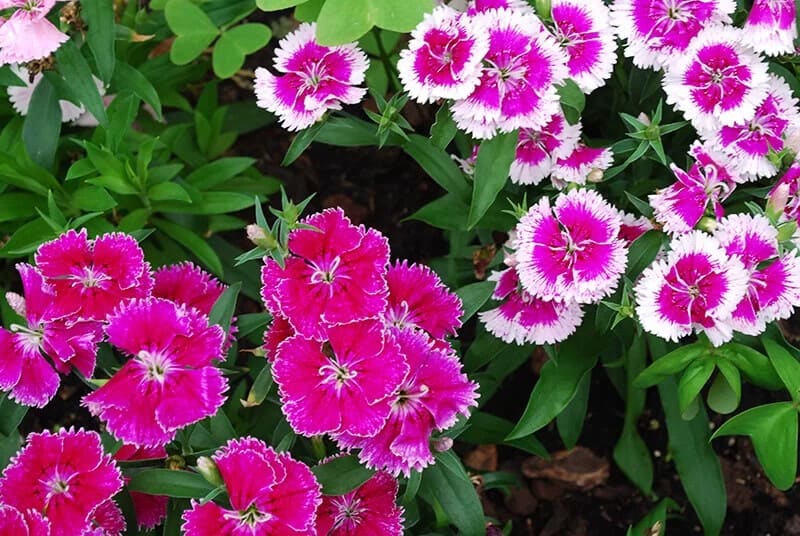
80,266,109,288
137,350,172,383
310,256,342,285
319,342,357,389
9,323,43,352
239,504,272,527
335,496,364,526
393,384,430,414
43,471,72,502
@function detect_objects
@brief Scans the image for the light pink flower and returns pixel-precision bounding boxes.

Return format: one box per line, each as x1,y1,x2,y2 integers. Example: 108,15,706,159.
715,214,800,335
182,437,321,536
336,329,477,476
262,208,389,341
611,0,735,69
316,471,404,536
743,0,797,56
273,320,408,437
515,189,627,303
0,504,49,535
0,0,69,66
83,298,228,446
708,75,800,180
550,142,613,187
510,112,582,185
465,0,534,15
0,264,103,407
34,229,153,323
618,211,653,245
635,230,749,346
384,260,463,338
550,0,616,94
113,445,168,530
649,141,737,234
0,428,123,535
451,8,568,139
768,162,800,222
479,268,584,345
254,23,368,131
663,26,770,132
397,6,489,103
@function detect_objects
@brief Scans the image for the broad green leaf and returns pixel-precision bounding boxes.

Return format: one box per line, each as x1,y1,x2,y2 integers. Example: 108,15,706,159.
242,364,273,407
762,338,800,401
634,343,706,388
316,116,402,146
0,65,24,86
55,40,108,126
677,359,715,416
558,79,585,124
626,230,665,279
153,218,224,276
455,280,494,322
166,0,220,64
22,76,61,169
126,469,216,498
295,0,324,21
72,185,117,212
717,343,783,390
460,412,548,458
111,63,163,121
0,219,57,257
282,122,325,166
83,0,116,82
0,432,22,470
419,450,484,536
187,157,256,189
468,130,517,228
256,0,308,9
316,0,373,45
373,0,433,32
0,394,27,436
706,361,740,414
0,193,44,222
403,134,471,201
430,103,457,149
628,498,679,536
148,182,192,203
556,371,590,449
311,455,375,495
213,24,272,78
408,193,470,231
712,402,797,490
209,282,241,334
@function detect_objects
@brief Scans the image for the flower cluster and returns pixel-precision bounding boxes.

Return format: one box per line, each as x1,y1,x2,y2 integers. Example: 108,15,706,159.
0,0,69,66
262,208,478,475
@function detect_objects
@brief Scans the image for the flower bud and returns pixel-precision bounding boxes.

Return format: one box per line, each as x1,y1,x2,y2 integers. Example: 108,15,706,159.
432,436,453,453
767,182,790,221
246,224,276,249
785,128,800,158
5,292,25,317
697,216,717,233
196,456,224,487
636,112,651,126
587,168,604,183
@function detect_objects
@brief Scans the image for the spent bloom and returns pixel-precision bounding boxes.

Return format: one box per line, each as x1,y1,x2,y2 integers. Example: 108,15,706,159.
509,112,582,185
0,428,123,535
336,329,477,476
515,189,627,304
743,0,797,56
182,438,321,535
316,471,404,536
0,0,69,66
635,230,750,346
662,26,769,132
83,298,228,446
254,23,368,131
397,5,489,103
34,229,153,323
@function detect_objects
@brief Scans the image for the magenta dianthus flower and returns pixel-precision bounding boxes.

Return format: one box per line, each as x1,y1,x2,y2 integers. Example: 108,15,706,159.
153,262,226,317
83,298,228,447
316,471,404,536
743,0,797,56
0,504,49,535
0,428,123,535
254,23,368,131
182,437,321,535
113,445,168,530
0,0,69,66
510,112,581,185
618,211,653,245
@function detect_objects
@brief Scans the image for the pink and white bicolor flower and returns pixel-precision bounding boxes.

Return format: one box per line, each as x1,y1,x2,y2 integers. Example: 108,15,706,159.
465,0,534,15
635,230,750,346
510,111,581,185
768,162,800,222
743,0,797,57
550,142,614,187
663,25,770,133
254,23,369,131
397,5,489,104
715,214,800,336
0,0,69,66
479,268,585,345
515,189,627,304
550,0,617,94
610,0,735,69
451,8,569,139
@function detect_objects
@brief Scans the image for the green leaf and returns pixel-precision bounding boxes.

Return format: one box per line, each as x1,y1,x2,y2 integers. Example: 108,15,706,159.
468,130,517,228
22,76,61,169
403,134,471,201
72,185,117,211
373,0,433,32
126,469,216,498
556,370,590,449
706,366,740,415
0,193,44,222
0,394,27,436
762,338,800,401
455,280,494,322
430,103,457,149
166,0,221,64
256,0,308,9
83,0,116,82
0,65,24,86
419,450,484,536
634,343,706,388
209,282,241,334
213,24,272,78
55,40,108,126
628,498,679,536
295,0,324,21
507,324,600,439
459,412,548,458
186,157,256,189
153,218,224,276
111,63,163,121
311,455,375,495
558,79,585,124
242,364,273,407
626,230,665,279
677,359,715,416
148,182,193,203
316,0,374,45
712,402,798,490
716,343,783,390
282,122,325,166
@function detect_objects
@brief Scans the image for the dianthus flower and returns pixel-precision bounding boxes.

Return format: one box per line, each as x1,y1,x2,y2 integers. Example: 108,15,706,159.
662,26,769,132
0,428,123,535
515,189,627,303
0,264,103,407
397,6,489,103
113,445,168,530
649,142,737,234
550,142,613,187
611,0,735,69
87,500,125,536
465,0,534,15
0,504,49,535
262,208,389,341
479,267,584,345
714,214,800,335
509,112,581,185
273,319,407,437
316,471,404,535
451,8,568,139
635,230,749,346
34,229,153,323
254,23,368,131
768,162,800,222
743,0,797,56
550,0,616,94
263,313,294,362
83,298,228,446
0,0,69,65
618,211,654,245
7,64,86,122
336,329,477,475
152,262,226,317
384,260,463,338
709,75,800,180
182,437,321,535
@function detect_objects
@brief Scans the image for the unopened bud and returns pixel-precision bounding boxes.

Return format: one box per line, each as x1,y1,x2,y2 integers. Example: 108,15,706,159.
697,216,717,233
166,454,186,471
432,436,453,453
587,168,604,183
636,112,651,126
785,128,800,157
767,182,790,221
196,456,224,487
5,292,25,318
246,224,276,249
